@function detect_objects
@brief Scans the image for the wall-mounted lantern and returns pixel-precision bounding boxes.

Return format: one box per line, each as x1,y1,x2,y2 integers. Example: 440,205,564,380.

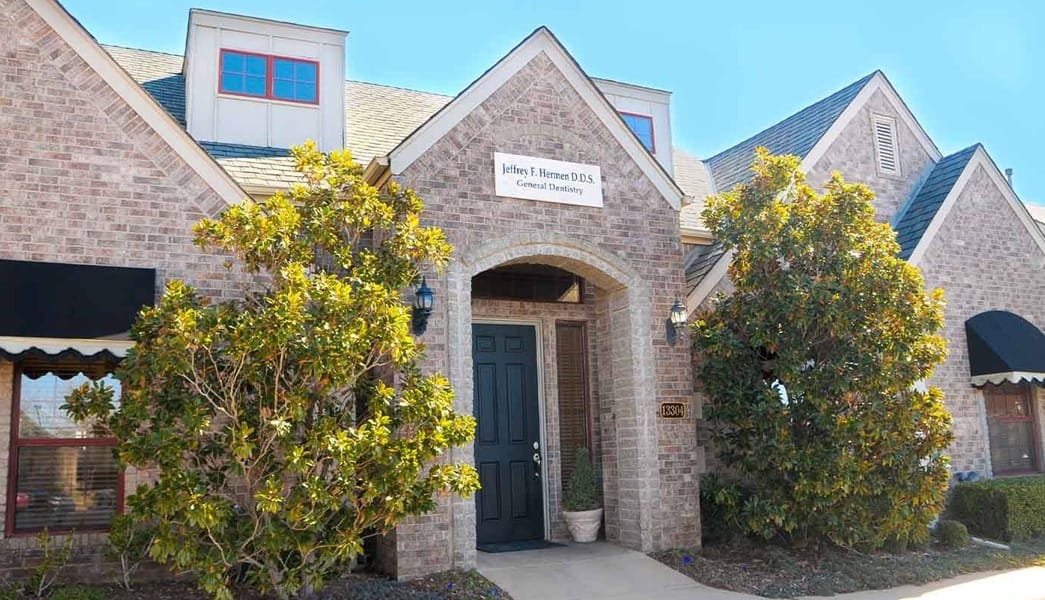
666,298,688,345
412,277,434,335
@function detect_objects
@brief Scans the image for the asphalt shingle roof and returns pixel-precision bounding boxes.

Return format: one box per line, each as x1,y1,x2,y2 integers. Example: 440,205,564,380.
673,147,713,232
894,144,979,259
104,45,186,124
104,45,451,190
705,72,876,192
684,242,726,295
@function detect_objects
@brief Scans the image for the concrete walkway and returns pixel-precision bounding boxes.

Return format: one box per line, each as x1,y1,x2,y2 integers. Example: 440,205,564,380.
802,566,1045,600
477,541,757,600
477,542,1045,600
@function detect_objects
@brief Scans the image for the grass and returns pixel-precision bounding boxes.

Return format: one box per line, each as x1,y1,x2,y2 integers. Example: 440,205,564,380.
652,537,1045,598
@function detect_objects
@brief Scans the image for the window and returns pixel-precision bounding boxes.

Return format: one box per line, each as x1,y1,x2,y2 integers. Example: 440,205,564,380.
472,264,583,303
620,112,655,153
219,49,319,104
872,114,900,176
556,322,592,488
8,365,121,534
985,383,1040,476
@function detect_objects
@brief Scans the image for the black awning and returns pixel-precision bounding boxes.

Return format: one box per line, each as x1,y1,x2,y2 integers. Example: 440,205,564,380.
965,310,1045,386
0,259,155,339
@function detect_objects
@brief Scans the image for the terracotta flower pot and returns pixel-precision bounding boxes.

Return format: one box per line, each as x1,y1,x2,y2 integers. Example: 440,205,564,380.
563,507,603,542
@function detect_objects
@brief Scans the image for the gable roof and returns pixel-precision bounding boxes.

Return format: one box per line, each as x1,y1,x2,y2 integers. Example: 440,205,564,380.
903,144,1045,265
894,144,979,259
28,1,246,208
705,72,876,191
688,70,945,309
105,44,452,192
385,27,684,210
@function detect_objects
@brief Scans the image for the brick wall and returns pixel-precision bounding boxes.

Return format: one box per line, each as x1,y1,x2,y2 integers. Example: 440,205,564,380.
806,89,935,223
0,0,251,576
387,50,697,577
917,165,1045,475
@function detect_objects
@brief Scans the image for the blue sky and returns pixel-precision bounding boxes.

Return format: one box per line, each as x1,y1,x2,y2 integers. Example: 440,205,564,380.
65,0,1044,206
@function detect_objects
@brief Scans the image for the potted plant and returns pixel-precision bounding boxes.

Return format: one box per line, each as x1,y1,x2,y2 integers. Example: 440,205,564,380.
563,447,602,542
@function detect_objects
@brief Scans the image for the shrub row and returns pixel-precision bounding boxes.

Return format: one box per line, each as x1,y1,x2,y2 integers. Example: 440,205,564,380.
947,476,1045,542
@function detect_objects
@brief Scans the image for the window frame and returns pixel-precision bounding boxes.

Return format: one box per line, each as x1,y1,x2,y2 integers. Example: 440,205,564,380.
619,112,656,153
5,365,124,537
217,49,320,106
985,383,1042,477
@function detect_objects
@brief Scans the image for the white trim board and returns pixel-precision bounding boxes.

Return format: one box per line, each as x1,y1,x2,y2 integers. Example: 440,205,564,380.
387,27,684,211
686,248,733,314
28,0,247,208
801,71,942,172
908,146,1045,266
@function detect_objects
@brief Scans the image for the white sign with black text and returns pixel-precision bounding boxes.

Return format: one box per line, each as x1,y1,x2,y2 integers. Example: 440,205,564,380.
493,152,603,208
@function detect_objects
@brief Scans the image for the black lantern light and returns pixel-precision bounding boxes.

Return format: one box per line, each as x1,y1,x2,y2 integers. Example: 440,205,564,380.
412,277,434,335
666,298,687,345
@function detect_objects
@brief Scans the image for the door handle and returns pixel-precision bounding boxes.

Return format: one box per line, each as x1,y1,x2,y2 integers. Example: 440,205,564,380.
533,452,542,466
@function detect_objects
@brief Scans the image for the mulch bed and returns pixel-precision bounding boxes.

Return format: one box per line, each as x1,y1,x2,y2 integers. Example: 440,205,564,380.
34,570,511,600
652,538,1045,598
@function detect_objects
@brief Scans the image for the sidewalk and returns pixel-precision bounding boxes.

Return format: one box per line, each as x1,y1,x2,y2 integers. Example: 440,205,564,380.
477,542,759,600
477,541,1045,600
801,566,1045,600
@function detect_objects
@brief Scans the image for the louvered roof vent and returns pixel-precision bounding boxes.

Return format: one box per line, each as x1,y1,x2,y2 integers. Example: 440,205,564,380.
872,114,900,176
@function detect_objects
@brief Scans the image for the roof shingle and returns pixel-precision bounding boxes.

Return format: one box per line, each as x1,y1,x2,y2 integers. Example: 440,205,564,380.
705,72,876,192
103,45,450,190
673,147,714,232
894,144,979,259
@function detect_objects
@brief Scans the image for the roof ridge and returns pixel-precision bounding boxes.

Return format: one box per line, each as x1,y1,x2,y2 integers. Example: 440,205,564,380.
101,43,184,58
345,79,451,98
706,71,876,164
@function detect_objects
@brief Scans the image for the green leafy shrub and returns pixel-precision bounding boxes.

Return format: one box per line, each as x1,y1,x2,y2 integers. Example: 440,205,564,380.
948,476,1045,541
693,150,952,550
933,519,970,549
699,474,748,544
106,514,155,590
563,448,599,512
30,529,74,598
48,585,106,600
63,143,480,599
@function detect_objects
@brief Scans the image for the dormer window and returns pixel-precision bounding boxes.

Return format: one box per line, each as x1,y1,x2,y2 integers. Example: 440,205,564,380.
620,112,655,153
218,49,319,105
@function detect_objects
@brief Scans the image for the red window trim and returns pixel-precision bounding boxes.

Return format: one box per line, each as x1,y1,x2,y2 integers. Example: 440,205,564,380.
985,384,1042,477
5,365,125,537
217,48,320,106
619,111,656,154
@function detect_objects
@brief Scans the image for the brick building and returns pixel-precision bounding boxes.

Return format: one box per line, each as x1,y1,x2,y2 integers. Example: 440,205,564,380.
0,0,1042,582
684,72,1045,480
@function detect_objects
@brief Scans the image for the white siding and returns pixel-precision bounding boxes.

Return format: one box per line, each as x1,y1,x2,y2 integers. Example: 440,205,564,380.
594,78,673,176
184,10,346,152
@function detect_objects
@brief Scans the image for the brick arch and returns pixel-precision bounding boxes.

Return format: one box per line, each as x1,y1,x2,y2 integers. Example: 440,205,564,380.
444,232,660,566
457,231,641,292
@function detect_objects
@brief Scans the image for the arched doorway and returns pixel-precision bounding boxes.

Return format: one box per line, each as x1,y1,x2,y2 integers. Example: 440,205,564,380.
444,232,660,564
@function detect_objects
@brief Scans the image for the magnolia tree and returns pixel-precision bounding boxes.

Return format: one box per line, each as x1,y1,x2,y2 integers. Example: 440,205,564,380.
693,149,952,550
65,143,479,598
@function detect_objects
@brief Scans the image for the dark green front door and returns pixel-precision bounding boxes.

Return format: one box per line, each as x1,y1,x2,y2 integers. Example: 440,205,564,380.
473,323,544,544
